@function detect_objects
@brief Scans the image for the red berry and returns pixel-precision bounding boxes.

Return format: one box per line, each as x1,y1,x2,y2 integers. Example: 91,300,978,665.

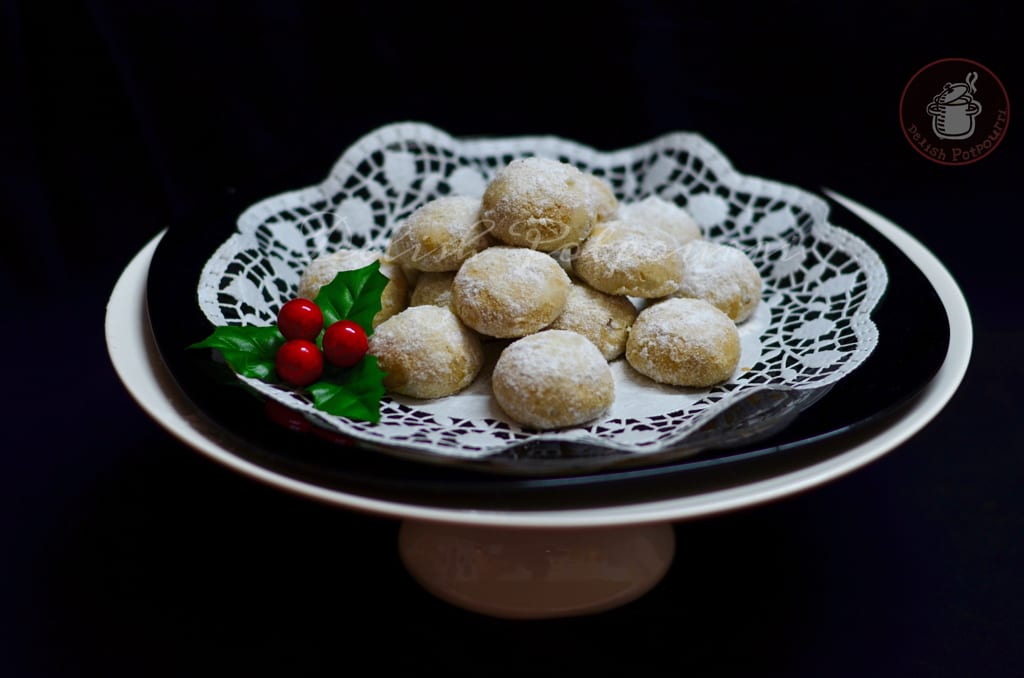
275,339,324,386
322,320,369,368
277,298,324,341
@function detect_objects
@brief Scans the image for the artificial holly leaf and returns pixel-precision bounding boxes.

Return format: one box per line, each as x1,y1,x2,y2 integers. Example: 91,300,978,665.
189,325,284,380
308,356,388,423
314,260,388,335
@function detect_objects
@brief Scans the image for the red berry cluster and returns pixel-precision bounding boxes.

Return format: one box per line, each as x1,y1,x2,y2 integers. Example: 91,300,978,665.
274,298,369,387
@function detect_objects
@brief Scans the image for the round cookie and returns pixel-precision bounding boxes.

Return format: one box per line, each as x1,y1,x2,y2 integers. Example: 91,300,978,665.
368,305,483,399
386,195,491,272
481,157,597,252
451,246,571,338
549,282,638,360
573,219,683,298
619,195,702,246
297,248,408,327
625,297,740,387
409,271,456,308
673,240,762,323
492,330,615,430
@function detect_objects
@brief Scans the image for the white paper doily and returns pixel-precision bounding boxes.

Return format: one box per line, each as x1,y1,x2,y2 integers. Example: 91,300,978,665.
196,122,887,462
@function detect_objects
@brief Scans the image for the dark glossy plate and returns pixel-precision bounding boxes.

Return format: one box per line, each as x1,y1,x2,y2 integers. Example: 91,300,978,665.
146,168,947,511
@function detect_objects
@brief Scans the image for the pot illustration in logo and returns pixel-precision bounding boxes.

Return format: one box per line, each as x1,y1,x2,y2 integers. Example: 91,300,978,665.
927,72,982,139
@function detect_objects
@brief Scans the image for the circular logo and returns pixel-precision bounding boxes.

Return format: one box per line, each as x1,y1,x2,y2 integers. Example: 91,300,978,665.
900,58,1009,165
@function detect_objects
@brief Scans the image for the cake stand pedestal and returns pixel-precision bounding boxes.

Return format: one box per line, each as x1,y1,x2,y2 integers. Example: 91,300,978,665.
398,521,675,618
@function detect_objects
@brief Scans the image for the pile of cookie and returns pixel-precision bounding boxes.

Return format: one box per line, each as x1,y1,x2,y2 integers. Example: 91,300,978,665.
297,157,762,430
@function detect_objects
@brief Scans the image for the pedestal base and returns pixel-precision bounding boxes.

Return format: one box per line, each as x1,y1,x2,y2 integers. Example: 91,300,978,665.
398,521,676,619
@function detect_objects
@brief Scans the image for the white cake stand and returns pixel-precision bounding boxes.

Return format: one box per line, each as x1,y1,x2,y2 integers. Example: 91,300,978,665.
106,191,972,619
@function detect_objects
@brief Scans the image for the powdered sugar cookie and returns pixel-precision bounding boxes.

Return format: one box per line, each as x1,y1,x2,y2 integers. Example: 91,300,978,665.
386,195,492,272
573,219,683,298
625,297,740,387
673,240,762,323
368,305,483,399
492,330,614,429
481,157,596,252
408,271,456,308
548,282,637,360
619,195,701,246
451,246,571,338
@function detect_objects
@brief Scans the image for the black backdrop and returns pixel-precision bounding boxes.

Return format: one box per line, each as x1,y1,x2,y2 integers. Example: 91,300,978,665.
4,2,1021,676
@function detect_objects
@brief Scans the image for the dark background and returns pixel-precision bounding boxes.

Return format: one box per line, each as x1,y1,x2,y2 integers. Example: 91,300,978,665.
4,1,1021,676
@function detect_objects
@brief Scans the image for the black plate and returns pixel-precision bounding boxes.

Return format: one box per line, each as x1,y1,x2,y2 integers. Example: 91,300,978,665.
145,169,949,511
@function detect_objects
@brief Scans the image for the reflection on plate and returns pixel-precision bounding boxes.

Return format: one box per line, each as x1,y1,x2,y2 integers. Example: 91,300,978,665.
190,122,888,474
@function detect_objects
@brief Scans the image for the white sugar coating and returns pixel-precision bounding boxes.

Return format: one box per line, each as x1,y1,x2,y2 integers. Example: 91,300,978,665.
492,329,615,429
409,270,456,308
481,157,596,251
673,240,763,323
626,297,740,387
451,246,571,338
368,305,483,399
619,195,702,245
296,248,408,327
574,219,683,298
549,282,638,360
385,195,491,272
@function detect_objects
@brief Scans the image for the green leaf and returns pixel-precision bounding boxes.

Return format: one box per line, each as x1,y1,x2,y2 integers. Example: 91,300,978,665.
314,260,388,335
189,325,284,380
308,356,388,423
